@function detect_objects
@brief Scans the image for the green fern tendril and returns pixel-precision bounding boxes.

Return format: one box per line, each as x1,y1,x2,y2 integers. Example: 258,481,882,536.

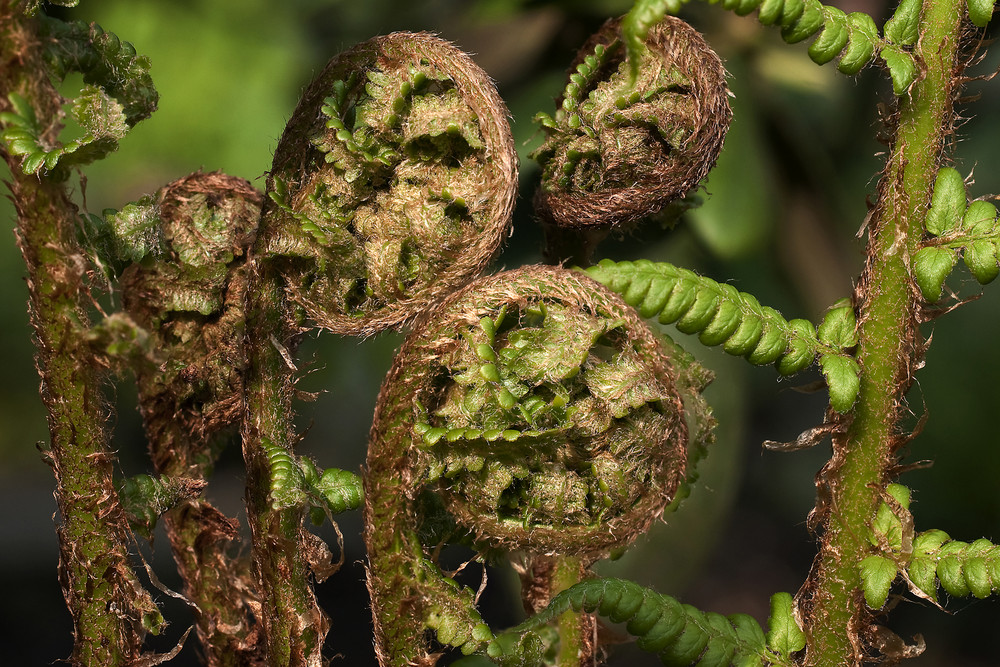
584,259,860,412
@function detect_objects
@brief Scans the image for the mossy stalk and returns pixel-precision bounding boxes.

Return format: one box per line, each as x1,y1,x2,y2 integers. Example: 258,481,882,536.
242,262,326,666
0,5,154,663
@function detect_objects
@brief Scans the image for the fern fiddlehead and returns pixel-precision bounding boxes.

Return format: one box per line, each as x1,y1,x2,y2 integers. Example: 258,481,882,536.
260,31,517,335
92,172,267,662
239,32,518,663
532,14,730,231
0,16,157,174
364,265,714,665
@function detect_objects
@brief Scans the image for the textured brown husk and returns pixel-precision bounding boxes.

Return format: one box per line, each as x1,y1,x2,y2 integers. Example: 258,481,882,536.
534,15,731,229
261,32,518,336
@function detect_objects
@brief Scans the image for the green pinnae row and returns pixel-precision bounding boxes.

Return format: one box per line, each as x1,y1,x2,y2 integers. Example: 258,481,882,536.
584,259,861,412
261,438,362,520
912,167,1000,301
487,577,803,667
622,0,942,94
860,484,1000,608
862,531,1000,608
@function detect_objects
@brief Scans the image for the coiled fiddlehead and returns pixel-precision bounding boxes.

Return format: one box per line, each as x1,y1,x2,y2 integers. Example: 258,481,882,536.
0,16,157,174
532,14,731,230
585,259,861,412
260,32,517,335
911,167,1000,302
97,172,265,663
365,265,713,665
488,578,805,667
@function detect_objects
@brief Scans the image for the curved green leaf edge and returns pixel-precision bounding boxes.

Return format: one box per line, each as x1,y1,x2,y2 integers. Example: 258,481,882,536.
912,167,1000,301
118,473,201,537
487,577,801,666
621,0,969,94
583,259,860,412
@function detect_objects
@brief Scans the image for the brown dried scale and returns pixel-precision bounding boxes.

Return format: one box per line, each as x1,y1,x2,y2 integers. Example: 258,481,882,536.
532,15,731,229
260,32,518,336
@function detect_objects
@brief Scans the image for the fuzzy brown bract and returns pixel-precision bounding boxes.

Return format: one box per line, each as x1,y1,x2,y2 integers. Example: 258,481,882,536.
260,31,518,336
532,15,731,229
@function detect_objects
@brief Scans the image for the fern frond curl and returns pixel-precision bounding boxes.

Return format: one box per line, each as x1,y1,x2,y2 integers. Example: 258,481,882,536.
585,259,861,412
488,578,804,666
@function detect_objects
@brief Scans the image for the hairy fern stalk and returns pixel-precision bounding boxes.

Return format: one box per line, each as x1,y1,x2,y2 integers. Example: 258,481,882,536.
2,0,1000,666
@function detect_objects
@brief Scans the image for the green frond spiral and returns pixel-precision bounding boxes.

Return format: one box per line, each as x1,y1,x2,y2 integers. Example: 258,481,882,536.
488,578,802,666
298,457,364,521
364,265,714,665
912,167,1000,301
533,14,730,229
0,17,157,174
585,259,860,412
261,32,517,335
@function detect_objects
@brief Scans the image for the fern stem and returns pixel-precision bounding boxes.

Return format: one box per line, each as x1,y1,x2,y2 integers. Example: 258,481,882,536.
242,264,326,666
0,7,158,663
552,556,591,666
802,1,963,664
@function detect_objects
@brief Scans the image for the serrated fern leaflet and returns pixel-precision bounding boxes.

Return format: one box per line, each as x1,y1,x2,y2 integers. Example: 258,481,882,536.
584,259,860,412
488,577,802,666
623,0,999,94
912,167,1000,301
860,484,1000,608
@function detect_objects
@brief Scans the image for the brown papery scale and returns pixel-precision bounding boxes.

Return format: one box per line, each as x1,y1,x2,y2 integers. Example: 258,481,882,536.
260,32,517,335
533,15,731,229
364,265,714,665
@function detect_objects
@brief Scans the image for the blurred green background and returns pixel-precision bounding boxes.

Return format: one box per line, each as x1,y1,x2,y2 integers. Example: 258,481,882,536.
2,0,1000,664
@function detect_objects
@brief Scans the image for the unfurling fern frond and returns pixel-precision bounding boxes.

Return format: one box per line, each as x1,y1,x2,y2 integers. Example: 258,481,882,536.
488,578,803,667
622,0,925,93
0,17,157,174
911,167,1000,301
532,14,730,229
364,265,715,665
260,31,517,336
585,259,861,412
